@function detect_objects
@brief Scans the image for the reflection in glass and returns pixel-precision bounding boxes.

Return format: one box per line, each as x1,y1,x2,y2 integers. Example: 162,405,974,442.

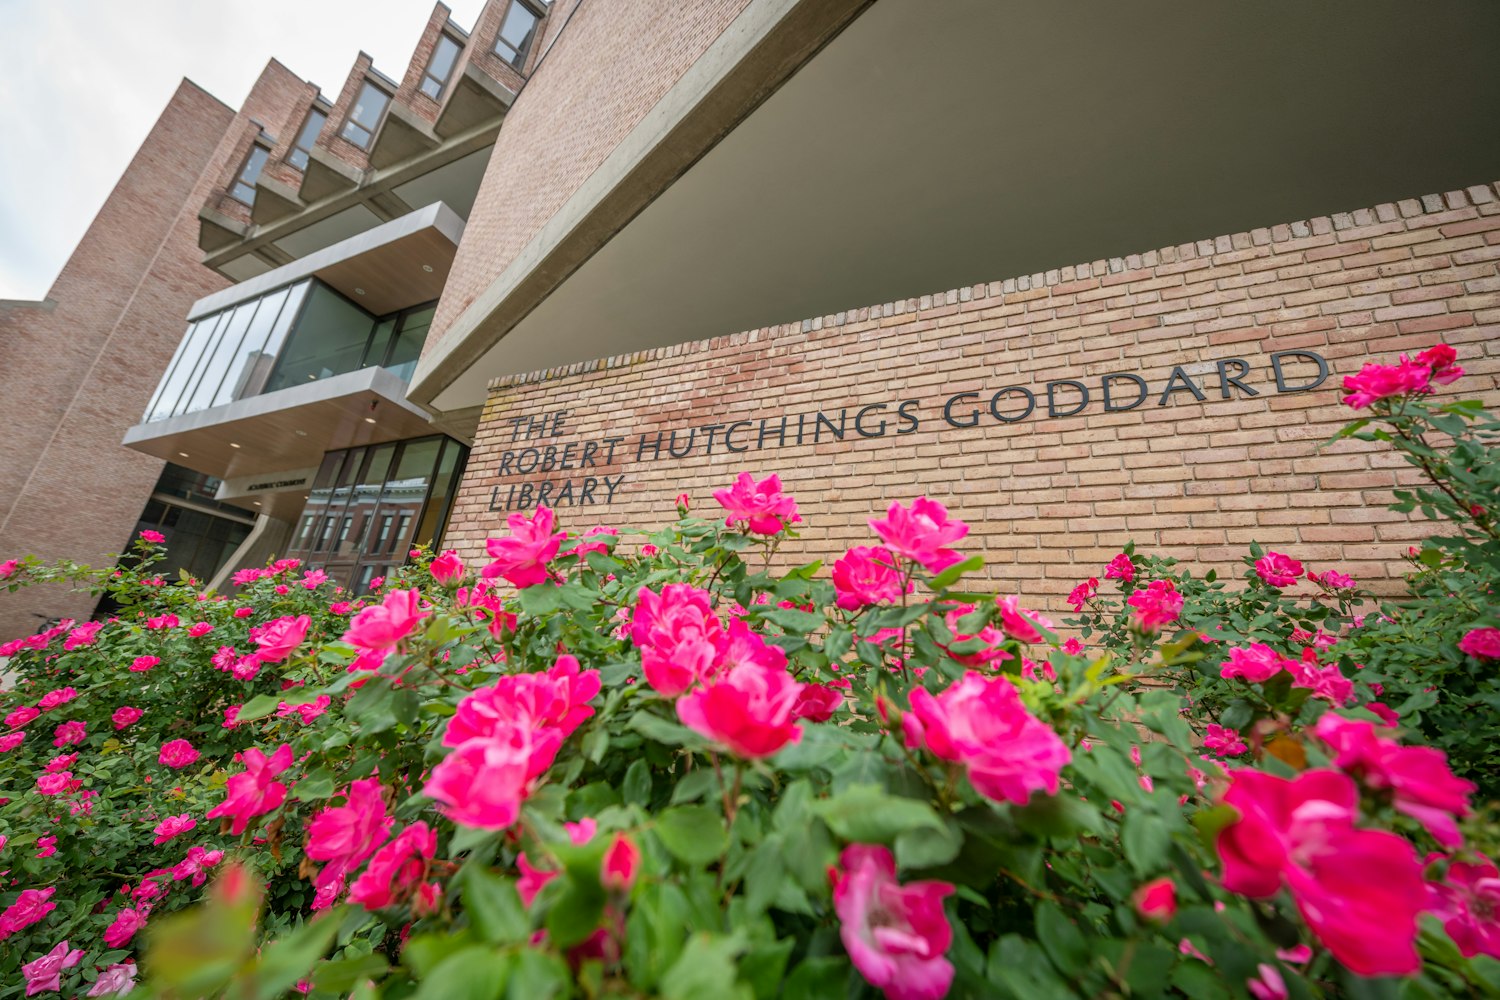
421,34,462,99
288,109,327,171
340,81,391,149
181,298,258,415
211,286,292,408
494,2,539,68
263,284,374,393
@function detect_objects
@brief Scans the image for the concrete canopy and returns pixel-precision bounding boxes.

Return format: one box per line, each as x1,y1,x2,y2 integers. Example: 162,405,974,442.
414,0,1500,414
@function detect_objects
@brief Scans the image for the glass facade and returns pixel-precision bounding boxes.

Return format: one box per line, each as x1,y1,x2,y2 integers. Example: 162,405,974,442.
286,435,467,593
142,281,436,423
494,2,540,68
231,144,270,205
340,81,391,149
288,108,327,171
130,464,257,583
421,34,462,99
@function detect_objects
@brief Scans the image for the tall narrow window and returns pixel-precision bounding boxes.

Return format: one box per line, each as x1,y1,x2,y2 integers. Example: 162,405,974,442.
494,1,540,69
288,107,327,170
340,81,391,150
421,34,462,99
230,143,270,205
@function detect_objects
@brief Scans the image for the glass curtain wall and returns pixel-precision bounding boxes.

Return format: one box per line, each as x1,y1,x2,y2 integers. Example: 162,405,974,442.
286,435,467,593
142,282,438,423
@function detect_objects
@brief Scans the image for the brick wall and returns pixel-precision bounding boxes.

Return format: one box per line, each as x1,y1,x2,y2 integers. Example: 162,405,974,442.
0,66,308,640
426,0,754,351
447,182,1500,614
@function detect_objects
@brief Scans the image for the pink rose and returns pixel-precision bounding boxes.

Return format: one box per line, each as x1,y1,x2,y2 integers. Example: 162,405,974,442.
1415,343,1464,384
996,594,1051,644
1215,768,1426,976
0,887,56,940
1341,356,1433,408
1255,551,1304,588
188,621,214,637
562,525,618,559
1067,577,1099,612
5,705,39,728
206,744,294,835
793,683,844,722
676,660,804,759
52,720,86,747
112,706,143,730
632,584,722,697
159,739,200,769
1247,964,1288,1000
1459,627,1500,661
153,813,197,845
1428,853,1500,960
1220,644,1290,684
429,550,465,585
0,731,23,752
87,960,138,997
832,844,954,1000
21,940,83,996
601,834,641,891
1104,553,1135,582
129,655,160,672
139,530,166,543
35,836,57,858
869,497,968,574
1290,655,1354,706
36,772,72,795
1132,877,1177,923
1203,724,1247,757
37,688,78,711
301,569,328,590
103,907,147,948
250,615,310,662
144,614,178,630
444,654,601,748
481,505,565,588
349,821,437,910
342,588,429,651
832,546,910,610
712,472,800,535
307,778,394,896
423,730,536,830
1125,579,1182,634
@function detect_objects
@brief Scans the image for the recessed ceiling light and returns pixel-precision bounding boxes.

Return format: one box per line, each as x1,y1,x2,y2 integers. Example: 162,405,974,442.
364,417,377,424
252,501,262,507
295,430,308,437
421,264,433,272
229,443,241,449
178,452,189,457
354,288,366,295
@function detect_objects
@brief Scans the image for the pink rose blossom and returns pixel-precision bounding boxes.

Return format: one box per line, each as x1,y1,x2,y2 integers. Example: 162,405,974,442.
1132,877,1177,923
36,772,72,795
482,505,566,588
1215,768,1426,976
52,720,86,747
0,731,23,752
129,655,160,672
231,654,261,681
250,614,310,662
1125,579,1182,634
144,614,178,630
0,558,20,579
832,844,954,1000
1066,577,1098,612
35,836,57,858
429,550,465,585
102,907,147,949
1459,627,1500,661
1415,343,1464,384
172,846,224,887
1220,643,1289,684
677,659,804,759
342,588,429,651
1366,701,1400,727
140,529,166,543
222,704,242,729
936,605,1008,669
349,821,437,910
1428,853,1500,959
1255,552,1304,588
906,671,1070,806
159,739,200,769
602,834,641,891
1203,724,1247,756
153,813,197,845
0,887,56,940
301,569,328,590
833,545,909,610
1308,568,1355,590
64,621,103,649
1313,712,1474,846
444,654,601,748
87,960,138,997
1104,553,1135,582
21,940,83,996
1246,963,1288,1000
188,621,214,637
206,743,294,835
996,594,1051,644
423,729,536,830
869,497,968,574
713,472,801,535
306,778,393,896
793,683,844,722
44,752,77,773
1062,638,1085,655
367,576,384,589
6,705,40,728
233,606,254,618
38,688,78,711
562,526,618,559
1290,655,1354,706
1341,356,1433,409
517,851,556,906
632,583,722,696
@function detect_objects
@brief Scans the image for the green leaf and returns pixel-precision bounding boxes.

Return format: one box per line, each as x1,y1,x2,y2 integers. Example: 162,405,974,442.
461,866,530,945
314,952,390,992
782,957,849,1000
294,770,336,802
412,946,512,1000
823,625,853,663
251,912,342,1000
629,710,706,749
545,879,605,950
660,931,750,1000
505,949,570,1000
623,757,653,806
895,816,963,868
517,584,563,615
752,607,825,633
1035,902,1088,977
930,554,984,591
815,785,944,844
236,693,280,723
655,804,728,866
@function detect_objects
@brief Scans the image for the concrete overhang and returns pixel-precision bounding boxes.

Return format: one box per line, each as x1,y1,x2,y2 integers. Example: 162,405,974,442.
435,62,516,139
251,174,305,225
122,366,436,482
300,145,364,202
369,102,442,170
197,205,250,253
188,201,466,321
410,0,1500,414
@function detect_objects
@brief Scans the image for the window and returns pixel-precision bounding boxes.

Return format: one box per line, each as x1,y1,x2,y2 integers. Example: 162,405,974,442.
340,81,391,149
421,34,462,99
230,143,270,205
494,1,540,68
288,108,327,170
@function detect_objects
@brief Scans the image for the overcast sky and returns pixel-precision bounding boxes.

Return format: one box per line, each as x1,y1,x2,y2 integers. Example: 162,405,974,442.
0,0,487,300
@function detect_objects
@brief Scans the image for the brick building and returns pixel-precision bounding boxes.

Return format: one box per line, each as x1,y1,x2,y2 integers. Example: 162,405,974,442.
3,0,1500,636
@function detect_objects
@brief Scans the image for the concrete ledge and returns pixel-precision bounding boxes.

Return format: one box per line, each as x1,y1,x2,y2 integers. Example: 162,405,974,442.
435,62,516,139
299,145,364,202
369,102,442,171
251,174,304,225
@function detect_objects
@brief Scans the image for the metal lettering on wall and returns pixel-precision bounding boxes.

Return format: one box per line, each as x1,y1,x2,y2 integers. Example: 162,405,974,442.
487,350,1329,512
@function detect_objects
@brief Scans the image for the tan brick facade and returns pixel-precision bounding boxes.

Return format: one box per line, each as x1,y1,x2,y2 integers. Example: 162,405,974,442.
0,68,308,638
448,183,1500,613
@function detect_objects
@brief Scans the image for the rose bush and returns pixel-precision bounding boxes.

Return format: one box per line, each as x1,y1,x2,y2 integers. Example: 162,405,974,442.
0,342,1494,999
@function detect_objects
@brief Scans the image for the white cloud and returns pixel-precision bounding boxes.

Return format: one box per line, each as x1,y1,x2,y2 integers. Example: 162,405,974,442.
0,0,488,299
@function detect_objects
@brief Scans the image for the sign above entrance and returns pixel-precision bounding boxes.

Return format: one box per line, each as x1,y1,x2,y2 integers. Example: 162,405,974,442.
215,466,319,503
